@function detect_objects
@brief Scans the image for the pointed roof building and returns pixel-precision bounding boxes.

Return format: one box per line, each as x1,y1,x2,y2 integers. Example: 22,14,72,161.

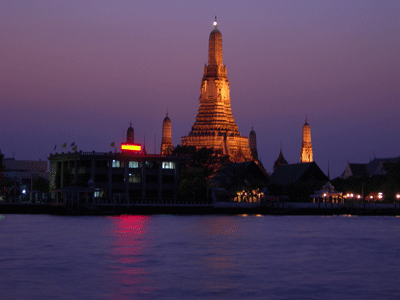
341,156,400,179
273,147,288,171
249,127,258,161
161,113,173,156
300,117,313,163
181,18,252,162
270,162,328,186
127,122,134,143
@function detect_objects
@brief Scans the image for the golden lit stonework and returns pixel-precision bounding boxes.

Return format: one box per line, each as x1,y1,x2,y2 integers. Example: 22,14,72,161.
181,19,252,162
300,118,313,163
161,113,173,156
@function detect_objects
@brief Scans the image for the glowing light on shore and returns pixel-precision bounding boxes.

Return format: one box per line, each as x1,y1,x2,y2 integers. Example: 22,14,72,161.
121,143,142,152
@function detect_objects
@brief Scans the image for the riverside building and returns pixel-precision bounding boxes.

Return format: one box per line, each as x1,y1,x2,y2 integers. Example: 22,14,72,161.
48,124,190,207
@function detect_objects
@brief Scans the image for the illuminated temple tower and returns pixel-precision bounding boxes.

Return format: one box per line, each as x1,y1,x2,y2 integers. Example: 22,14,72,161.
181,18,252,162
300,118,313,163
161,113,173,155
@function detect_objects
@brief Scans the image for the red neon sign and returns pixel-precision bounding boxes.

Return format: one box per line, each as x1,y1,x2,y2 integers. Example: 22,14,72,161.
121,143,142,152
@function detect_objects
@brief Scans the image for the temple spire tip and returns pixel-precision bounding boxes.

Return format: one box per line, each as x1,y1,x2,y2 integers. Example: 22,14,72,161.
213,16,218,28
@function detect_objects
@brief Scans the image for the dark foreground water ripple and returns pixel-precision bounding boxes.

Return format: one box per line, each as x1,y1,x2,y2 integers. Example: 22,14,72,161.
0,214,399,299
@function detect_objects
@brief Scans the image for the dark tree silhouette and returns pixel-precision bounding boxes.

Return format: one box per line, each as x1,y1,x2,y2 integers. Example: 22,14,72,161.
173,146,231,200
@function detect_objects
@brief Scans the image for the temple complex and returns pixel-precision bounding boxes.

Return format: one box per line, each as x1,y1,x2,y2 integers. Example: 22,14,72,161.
160,113,173,156
300,118,313,163
181,18,252,162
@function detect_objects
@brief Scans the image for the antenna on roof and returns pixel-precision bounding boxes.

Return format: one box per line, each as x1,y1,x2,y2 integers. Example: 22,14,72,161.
143,134,146,154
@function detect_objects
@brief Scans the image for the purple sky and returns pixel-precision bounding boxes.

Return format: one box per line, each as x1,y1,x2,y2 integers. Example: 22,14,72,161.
1,1,399,178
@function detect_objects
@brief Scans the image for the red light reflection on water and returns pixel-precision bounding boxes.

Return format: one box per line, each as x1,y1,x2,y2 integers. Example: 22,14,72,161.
107,215,153,298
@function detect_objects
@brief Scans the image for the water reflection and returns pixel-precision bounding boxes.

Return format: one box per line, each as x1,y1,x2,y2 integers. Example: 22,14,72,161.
2,215,400,299
107,215,153,298
194,217,244,293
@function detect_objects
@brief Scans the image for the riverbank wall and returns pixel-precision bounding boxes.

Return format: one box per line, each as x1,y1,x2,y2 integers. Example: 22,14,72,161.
1,202,400,216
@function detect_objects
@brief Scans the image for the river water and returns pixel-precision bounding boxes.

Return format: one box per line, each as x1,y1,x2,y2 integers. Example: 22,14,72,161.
1,214,399,300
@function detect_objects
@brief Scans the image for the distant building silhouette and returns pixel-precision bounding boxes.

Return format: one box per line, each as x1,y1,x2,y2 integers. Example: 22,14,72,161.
341,156,400,179
127,122,134,143
270,162,328,186
249,127,258,161
273,147,288,171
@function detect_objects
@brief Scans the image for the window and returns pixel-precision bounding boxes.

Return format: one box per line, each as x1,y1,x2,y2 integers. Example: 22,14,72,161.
146,175,158,184
129,189,142,199
94,189,104,198
81,160,91,167
145,189,158,199
145,161,159,170
129,174,141,183
112,174,124,182
162,175,175,184
129,161,142,169
95,160,108,168
162,161,176,169
112,160,120,168
95,174,108,183
162,189,174,199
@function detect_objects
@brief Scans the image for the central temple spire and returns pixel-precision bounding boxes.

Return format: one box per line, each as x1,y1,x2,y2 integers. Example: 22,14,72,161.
208,16,223,73
181,19,252,162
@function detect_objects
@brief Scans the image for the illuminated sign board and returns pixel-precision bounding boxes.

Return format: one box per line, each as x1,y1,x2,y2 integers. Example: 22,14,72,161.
121,143,142,152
